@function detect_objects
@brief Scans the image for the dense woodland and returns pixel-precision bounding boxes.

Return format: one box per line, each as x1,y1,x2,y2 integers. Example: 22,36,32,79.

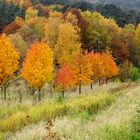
0,0,140,100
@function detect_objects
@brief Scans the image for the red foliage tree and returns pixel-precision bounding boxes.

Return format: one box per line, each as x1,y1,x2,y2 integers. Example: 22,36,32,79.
54,64,75,97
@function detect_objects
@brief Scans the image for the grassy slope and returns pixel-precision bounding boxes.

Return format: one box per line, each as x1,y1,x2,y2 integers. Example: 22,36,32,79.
4,83,139,140
52,85,140,140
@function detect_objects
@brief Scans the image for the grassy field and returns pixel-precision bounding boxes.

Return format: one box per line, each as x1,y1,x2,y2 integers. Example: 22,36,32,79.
0,82,140,140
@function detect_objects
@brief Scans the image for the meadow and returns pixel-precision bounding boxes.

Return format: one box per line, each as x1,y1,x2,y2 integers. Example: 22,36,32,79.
0,81,140,140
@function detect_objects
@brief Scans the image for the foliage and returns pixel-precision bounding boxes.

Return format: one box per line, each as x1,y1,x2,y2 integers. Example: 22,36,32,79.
21,40,53,90
54,63,75,92
0,34,19,85
82,11,111,52
0,0,25,32
3,21,21,35
44,11,63,48
89,52,119,80
25,7,38,25
9,33,28,59
72,52,93,93
129,67,139,81
135,24,140,48
55,22,81,64
32,17,47,40
119,61,133,82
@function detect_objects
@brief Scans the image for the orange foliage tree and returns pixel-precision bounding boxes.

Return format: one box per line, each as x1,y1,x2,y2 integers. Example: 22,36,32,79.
0,34,19,100
54,64,75,97
90,52,119,85
102,53,119,80
72,52,93,94
21,40,53,101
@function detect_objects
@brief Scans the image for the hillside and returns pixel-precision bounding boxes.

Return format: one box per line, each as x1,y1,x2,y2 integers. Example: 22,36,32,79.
88,0,140,10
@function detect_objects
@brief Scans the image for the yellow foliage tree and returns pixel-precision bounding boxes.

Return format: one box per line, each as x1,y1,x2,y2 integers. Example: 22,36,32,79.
72,52,93,94
21,40,53,101
44,11,63,48
25,7,38,25
0,34,19,100
55,22,81,64
15,16,25,28
135,24,140,48
9,33,28,60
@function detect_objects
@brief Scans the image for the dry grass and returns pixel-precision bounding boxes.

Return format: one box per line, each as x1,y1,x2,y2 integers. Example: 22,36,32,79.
3,82,136,140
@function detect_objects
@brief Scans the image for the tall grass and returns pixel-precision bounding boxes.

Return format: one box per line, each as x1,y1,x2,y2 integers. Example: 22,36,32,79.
0,104,29,120
130,106,140,139
0,93,117,134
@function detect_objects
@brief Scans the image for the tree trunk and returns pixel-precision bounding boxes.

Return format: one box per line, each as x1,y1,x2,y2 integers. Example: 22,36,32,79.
62,90,64,98
3,86,7,101
19,93,22,103
90,83,93,90
106,78,108,84
1,87,3,102
38,89,41,102
99,78,101,86
79,84,82,94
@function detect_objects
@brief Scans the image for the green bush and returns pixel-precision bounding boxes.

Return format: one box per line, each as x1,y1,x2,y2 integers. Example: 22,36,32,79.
130,67,139,81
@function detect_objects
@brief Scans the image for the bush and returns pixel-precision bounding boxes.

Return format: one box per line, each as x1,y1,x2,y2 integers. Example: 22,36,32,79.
130,67,139,81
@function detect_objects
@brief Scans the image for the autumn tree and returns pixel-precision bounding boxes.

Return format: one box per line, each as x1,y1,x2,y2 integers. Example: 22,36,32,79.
33,17,48,40
15,16,25,28
54,63,75,97
72,52,93,94
135,24,140,50
3,21,21,35
55,22,81,64
133,25,140,66
17,24,37,46
44,11,63,48
101,53,119,82
82,11,111,52
0,34,19,101
89,52,119,85
9,33,28,61
21,40,53,101
63,8,88,48
103,19,129,64
25,7,38,25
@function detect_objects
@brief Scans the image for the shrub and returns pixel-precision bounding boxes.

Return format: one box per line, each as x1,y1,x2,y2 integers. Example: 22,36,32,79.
130,67,139,81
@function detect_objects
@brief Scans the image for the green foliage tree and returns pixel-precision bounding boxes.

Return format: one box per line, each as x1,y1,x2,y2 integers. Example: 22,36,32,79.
82,11,111,52
0,0,25,32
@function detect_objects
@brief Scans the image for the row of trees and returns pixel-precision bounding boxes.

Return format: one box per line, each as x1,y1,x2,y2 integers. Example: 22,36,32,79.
0,34,118,101
1,5,140,101
4,8,140,66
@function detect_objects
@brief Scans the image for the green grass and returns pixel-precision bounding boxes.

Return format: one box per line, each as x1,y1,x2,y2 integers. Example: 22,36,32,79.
50,86,140,140
130,106,140,140
0,104,29,120
0,93,117,135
